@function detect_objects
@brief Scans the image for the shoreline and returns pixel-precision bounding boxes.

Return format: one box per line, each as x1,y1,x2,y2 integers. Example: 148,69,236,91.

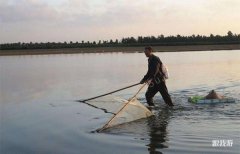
1,44,240,56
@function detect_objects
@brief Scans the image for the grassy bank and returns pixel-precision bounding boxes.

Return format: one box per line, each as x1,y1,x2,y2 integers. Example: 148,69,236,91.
1,44,240,56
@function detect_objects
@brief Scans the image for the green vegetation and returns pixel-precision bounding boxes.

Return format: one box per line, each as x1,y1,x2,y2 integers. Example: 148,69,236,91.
1,31,240,50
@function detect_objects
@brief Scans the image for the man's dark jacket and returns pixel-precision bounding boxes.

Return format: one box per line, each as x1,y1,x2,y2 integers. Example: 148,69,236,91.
141,54,164,83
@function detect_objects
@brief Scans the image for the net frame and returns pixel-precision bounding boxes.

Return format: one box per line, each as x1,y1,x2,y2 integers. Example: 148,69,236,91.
96,82,153,132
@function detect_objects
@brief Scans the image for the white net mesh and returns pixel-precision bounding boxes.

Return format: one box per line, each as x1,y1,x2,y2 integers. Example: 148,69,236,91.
86,95,128,114
85,95,153,131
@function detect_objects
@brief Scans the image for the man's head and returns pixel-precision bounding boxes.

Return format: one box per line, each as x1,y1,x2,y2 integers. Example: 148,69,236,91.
144,46,153,57
205,90,224,99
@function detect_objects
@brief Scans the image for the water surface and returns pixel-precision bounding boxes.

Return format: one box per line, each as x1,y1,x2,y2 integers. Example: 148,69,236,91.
1,50,240,154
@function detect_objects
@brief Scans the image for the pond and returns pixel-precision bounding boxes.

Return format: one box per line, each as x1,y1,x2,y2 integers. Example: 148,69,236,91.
1,50,240,154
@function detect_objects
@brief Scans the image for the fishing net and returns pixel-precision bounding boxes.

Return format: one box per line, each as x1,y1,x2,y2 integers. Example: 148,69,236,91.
82,83,153,132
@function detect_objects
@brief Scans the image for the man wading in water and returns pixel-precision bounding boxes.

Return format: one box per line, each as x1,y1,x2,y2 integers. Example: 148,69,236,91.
140,46,174,107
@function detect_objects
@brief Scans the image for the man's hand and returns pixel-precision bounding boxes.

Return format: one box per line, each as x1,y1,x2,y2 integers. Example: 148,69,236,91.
140,79,145,84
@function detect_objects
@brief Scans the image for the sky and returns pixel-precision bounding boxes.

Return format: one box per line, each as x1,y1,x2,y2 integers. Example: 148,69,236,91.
0,0,240,43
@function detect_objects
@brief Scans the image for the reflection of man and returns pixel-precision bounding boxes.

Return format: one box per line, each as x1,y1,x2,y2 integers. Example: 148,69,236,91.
140,46,174,107
147,106,171,154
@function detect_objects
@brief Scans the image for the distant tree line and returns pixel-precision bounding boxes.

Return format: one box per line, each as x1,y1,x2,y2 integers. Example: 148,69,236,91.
1,31,240,50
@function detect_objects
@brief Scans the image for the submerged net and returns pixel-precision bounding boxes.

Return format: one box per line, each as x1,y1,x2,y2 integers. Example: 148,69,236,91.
83,83,153,132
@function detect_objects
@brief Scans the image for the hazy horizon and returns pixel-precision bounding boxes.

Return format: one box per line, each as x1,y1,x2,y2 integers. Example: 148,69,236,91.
1,0,240,43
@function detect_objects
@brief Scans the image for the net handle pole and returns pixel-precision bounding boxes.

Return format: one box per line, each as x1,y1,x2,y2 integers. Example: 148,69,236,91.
97,82,148,132
78,83,140,102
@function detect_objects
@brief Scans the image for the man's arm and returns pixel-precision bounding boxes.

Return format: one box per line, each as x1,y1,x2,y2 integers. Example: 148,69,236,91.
140,58,159,83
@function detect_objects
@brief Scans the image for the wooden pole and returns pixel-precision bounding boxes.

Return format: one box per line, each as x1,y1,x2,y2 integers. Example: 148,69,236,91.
78,83,140,102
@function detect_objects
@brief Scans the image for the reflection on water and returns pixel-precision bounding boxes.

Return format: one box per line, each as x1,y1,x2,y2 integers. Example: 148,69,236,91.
1,50,240,154
147,107,172,154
